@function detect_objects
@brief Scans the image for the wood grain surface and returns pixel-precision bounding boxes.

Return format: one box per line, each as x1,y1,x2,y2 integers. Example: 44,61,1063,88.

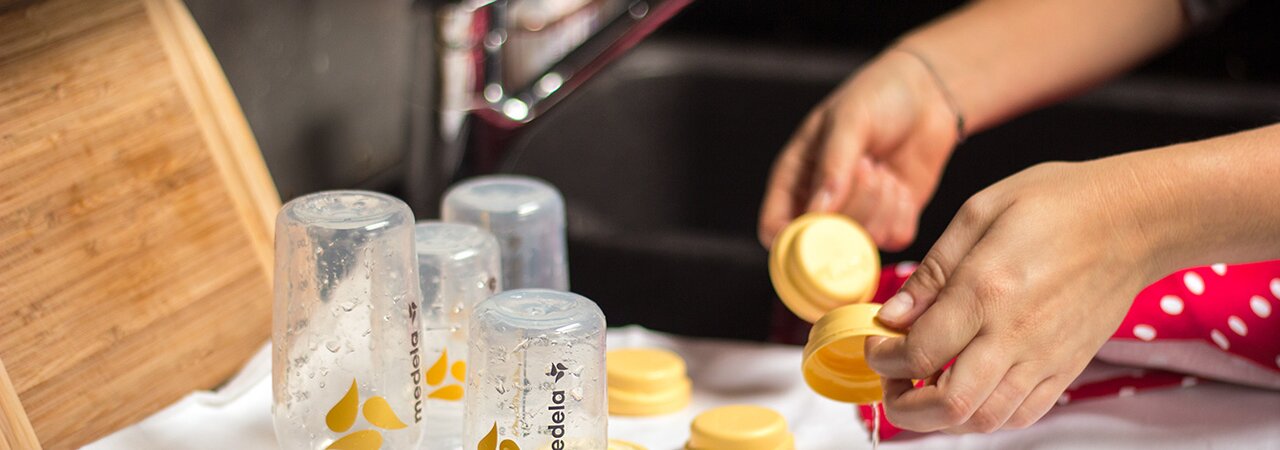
0,358,39,450
0,0,279,447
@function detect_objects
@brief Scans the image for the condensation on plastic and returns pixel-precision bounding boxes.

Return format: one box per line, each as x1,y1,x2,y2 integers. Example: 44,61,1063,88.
464,289,607,450
415,221,503,449
272,191,425,450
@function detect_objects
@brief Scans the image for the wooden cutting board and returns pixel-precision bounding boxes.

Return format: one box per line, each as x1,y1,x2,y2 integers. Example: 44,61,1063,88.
0,0,280,448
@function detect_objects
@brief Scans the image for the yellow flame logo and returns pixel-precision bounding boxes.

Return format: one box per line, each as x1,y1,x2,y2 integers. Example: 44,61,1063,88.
478,422,521,450
426,349,466,401
324,379,409,450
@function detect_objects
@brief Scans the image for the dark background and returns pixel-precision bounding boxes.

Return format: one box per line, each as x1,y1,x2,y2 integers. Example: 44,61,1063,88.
186,0,1280,202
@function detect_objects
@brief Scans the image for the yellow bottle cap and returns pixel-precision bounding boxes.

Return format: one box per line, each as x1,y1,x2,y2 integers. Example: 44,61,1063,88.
607,348,692,416
801,303,903,404
769,213,880,323
686,405,795,450
608,439,648,450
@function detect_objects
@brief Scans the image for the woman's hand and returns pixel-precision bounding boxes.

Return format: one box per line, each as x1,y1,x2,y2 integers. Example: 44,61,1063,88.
758,50,959,251
758,0,1192,252
864,157,1168,433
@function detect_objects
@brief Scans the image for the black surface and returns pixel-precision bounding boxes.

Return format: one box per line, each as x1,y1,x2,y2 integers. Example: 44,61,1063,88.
503,39,1280,341
186,0,1280,204
662,0,1280,82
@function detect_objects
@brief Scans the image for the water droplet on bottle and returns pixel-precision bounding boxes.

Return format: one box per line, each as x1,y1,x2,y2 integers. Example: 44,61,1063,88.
570,387,583,401
325,341,341,352
340,301,356,312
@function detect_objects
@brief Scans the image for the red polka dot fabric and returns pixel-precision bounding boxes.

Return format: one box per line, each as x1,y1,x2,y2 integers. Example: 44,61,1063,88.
1108,261,1280,386
769,260,1280,440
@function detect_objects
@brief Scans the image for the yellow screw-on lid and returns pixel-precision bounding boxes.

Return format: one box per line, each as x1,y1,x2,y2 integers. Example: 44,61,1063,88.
801,303,903,404
769,213,880,323
686,405,795,450
608,439,648,450
607,348,692,416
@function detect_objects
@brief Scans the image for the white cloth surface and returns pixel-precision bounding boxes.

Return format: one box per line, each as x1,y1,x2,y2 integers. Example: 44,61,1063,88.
85,326,1280,449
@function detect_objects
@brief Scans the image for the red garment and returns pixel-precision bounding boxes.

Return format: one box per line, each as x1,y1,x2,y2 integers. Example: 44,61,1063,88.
817,261,1280,440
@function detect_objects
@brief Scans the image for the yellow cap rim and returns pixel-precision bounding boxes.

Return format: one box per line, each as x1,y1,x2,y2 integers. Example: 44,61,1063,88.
686,434,794,450
609,439,649,450
801,303,902,404
608,377,692,416
769,214,828,323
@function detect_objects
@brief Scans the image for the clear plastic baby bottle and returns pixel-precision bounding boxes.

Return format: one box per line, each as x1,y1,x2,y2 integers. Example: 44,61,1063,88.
273,191,425,450
414,221,503,449
441,175,569,291
464,289,607,450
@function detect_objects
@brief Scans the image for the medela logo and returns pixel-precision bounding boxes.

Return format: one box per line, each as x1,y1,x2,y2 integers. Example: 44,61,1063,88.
473,362,573,450
409,302,424,421
545,362,570,450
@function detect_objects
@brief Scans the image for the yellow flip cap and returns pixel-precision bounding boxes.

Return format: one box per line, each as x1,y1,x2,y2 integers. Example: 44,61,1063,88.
607,348,692,416
686,405,795,450
801,303,902,404
769,213,879,323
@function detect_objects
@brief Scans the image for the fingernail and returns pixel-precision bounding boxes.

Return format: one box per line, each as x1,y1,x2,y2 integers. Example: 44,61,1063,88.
759,228,776,249
878,292,914,323
857,156,874,173
810,187,834,212
866,335,886,350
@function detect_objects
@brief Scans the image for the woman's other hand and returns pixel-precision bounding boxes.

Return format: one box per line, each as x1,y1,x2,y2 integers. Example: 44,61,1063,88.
758,50,959,251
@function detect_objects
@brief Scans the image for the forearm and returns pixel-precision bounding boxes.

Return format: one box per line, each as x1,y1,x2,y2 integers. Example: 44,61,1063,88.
897,0,1187,134
1126,123,1280,278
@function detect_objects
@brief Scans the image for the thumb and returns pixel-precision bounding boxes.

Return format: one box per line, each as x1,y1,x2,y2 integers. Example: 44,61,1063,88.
874,263,945,331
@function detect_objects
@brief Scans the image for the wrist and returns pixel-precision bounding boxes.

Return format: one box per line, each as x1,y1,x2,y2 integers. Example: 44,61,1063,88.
888,46,966,144
1096,140,1269,283
870,48,963,147
1078,149,1194,287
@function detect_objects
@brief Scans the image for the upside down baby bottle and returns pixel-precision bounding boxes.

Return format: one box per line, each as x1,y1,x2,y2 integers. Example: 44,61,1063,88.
273,191,426,450
414,221,503,449
465,289,608,450
442,175,569,291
